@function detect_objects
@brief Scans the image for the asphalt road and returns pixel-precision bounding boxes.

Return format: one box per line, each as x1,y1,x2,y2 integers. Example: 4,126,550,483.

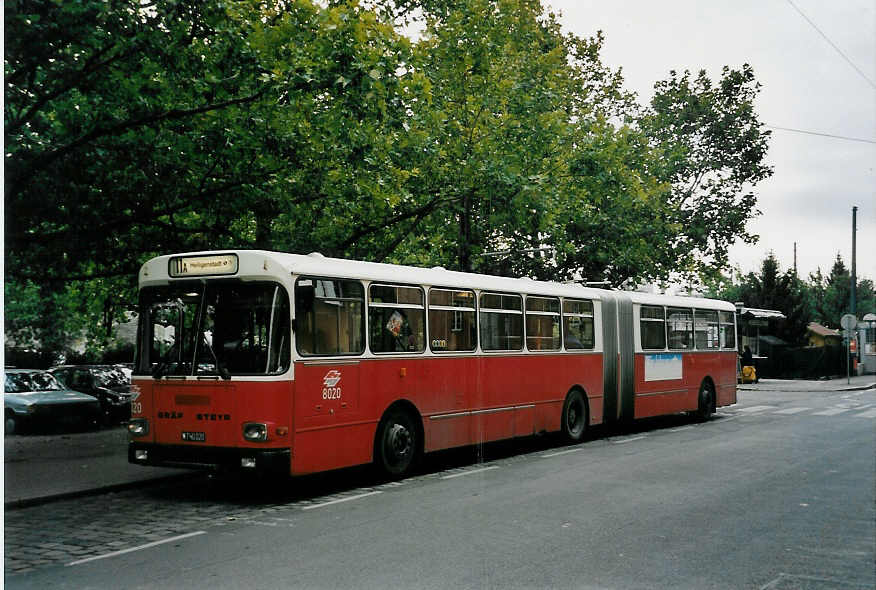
5,385,875,589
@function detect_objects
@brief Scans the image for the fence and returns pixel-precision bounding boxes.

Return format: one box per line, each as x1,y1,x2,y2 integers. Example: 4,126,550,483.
757,345,846,379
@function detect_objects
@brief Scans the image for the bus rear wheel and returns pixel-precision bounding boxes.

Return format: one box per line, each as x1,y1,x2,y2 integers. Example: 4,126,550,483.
375,408,418,477
561,390,587,443
695,381,715,422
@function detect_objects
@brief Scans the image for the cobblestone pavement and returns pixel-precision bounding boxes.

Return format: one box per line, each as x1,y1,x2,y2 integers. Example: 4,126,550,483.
4,435,560,577
4,473,394,575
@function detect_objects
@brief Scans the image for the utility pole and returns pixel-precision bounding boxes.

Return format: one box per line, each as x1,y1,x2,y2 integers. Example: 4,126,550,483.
850,206,858,379
851,206,857,316
793,242,797,275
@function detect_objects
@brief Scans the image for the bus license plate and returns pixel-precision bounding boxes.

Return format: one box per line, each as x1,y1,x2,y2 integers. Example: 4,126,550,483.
181,432,206,442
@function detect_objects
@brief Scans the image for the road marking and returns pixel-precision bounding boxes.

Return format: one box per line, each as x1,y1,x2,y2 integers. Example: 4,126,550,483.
738,405,778,413
812,408,849,416
669,425,695,432
441,466,499,479
612,436,646,444
378,481,406,488
66,531,206,567
541,447,583,458
854,408,876,418
773,407,811,414
760,573,873,590
301,490,382,510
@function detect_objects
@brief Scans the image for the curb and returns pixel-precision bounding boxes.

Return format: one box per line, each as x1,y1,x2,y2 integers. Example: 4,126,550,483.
738,383,876,393
3,471,199,511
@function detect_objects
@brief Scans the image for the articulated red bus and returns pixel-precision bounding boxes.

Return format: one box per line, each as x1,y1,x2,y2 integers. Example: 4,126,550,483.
129,251,737,476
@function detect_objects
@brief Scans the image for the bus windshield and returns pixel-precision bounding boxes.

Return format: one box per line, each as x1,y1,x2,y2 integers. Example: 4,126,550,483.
137,281,290,377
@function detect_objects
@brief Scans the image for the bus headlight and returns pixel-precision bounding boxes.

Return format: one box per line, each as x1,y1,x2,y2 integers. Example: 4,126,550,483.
242,422,268,442
128,418,149,436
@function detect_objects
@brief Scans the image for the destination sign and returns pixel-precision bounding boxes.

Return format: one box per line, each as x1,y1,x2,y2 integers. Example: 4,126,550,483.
168,254,238,277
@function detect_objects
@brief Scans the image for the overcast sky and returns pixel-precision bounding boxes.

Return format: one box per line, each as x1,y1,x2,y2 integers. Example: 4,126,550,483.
547,0,875,281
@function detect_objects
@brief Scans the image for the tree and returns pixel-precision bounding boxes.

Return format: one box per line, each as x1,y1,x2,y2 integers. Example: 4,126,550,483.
709,253,808,345
378,0,678,286
808,253,875,326
5,0,423,351
5,0,777,355
637,65,773,280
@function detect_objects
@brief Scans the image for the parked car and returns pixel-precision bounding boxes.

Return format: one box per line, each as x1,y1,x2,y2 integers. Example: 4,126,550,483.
48,365,134,425
4,369,102,434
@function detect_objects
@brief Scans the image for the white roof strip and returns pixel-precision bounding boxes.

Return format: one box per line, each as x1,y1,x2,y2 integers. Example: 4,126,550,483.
139,250,735,311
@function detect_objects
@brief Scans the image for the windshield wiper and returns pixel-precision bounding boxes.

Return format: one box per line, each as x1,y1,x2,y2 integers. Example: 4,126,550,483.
200,333,230,380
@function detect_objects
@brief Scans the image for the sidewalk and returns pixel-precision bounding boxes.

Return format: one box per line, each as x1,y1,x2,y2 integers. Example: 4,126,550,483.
4,426,193,509
738,374,876,393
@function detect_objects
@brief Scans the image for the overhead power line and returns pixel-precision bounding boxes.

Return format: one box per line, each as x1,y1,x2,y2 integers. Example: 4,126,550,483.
765,125,876,145
786,0,876,90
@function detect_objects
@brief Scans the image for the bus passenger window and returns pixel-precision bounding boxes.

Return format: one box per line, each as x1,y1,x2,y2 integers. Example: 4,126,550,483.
667,308,693,350
639,305,666,350
480,293,523,351
719,311,736,349
429,289,476,352
526,297,561,351
694,310,719,349
295,278,364,356
369,285,425,353
563,299,594,350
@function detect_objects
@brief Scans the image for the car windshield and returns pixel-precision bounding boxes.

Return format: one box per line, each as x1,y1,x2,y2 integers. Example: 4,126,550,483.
5,372,65,393
136,281,290,377
92,367,129,387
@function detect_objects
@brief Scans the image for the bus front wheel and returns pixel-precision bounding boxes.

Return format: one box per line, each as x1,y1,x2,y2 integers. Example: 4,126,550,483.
375,408,418,477
561,389,587,443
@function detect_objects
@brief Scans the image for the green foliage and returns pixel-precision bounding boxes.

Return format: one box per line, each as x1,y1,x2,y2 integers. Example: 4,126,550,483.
808,254,876,327
5,0,423,353
386,0,672,285
637,65,772,279
707,252,875,345
721,253,809,345
5,0,775,356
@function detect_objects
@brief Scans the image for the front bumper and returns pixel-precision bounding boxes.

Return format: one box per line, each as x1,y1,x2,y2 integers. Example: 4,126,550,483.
128,442,290,475
16,402,101,431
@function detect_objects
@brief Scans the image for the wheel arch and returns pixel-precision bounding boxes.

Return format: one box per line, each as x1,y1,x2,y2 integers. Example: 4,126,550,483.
700,376,716,412
373,399,425,460
567,385,591,427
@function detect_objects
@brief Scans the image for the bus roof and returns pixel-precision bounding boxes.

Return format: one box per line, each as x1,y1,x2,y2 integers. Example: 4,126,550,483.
138,250,735,311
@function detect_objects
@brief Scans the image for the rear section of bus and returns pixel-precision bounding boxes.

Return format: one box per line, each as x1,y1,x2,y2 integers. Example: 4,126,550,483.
128,252,295,475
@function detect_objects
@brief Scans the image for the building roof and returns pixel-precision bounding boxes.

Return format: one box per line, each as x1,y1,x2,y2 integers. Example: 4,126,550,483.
738,307,786,320
807,322,840,338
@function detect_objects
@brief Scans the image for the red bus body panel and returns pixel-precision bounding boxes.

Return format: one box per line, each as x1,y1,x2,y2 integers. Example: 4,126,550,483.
131,379,292,449
633,351,737,419
291,353,603,475
134,352,733,476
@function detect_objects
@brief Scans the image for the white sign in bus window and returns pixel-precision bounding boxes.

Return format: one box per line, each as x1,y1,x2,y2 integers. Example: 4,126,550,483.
644,353,683,381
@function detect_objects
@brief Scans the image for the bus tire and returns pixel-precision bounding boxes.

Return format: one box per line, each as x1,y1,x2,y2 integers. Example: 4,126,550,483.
561,389,587,443
695,380,715,422
374,408,419,478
